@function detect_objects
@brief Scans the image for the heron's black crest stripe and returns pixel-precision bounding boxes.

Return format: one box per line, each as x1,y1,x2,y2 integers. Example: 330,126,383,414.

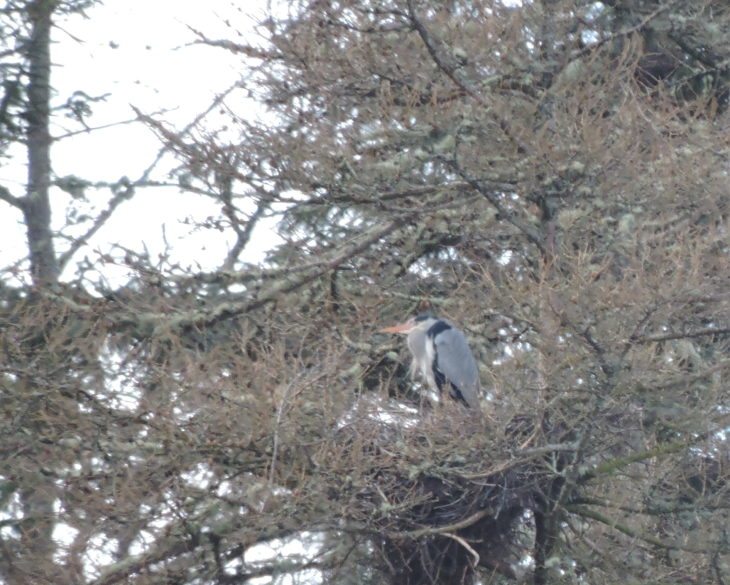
426,319,451,339
414,313,433,323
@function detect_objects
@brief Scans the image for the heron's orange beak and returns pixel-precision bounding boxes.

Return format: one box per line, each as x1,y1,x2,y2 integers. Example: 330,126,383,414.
379,321,412,334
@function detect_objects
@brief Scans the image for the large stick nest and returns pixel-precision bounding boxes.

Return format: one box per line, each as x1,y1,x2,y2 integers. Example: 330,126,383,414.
326,402,571,584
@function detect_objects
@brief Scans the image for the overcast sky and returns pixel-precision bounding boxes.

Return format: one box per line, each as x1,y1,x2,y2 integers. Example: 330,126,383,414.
1,0,274,285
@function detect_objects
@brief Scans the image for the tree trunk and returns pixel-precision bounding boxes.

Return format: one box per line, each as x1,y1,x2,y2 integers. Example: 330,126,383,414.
24,0,58,285
12,2,60,584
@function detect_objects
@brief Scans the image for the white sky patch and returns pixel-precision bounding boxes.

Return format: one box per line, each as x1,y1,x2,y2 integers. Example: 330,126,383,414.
339,394,421,430
0,481,22,541
244,531,325,585
52,522,80,564
498,249,513,265
371,400,422,427
217,480,233,497
182,463,216,490
52,0,260,129
83,533,119,581
98,345,143,411
0,0,277,283
129,529,155,557
126,500,176,558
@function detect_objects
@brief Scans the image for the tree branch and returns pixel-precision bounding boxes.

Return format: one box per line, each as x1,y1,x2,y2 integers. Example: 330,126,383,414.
57,179,136,271
448,160,546,254
649,360,730,391
574,495,730,517
578,424,729,483
42,219,404,332
570,0,681,61
568,505,714,553
405,0,531,155
387,509,490,540
630,327,730,344
0,184,24,209
219,180,269,271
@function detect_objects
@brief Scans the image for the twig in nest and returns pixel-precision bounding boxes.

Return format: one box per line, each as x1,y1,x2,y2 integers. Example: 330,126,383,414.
443,532,480,567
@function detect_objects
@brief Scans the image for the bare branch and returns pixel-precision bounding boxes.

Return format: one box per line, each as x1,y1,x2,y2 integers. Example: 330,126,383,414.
388,509,490,539
650,360,730,391
442,532,480,567
57,180,135,271
448,160,546,253
630,326,730,344
42,218,403,331
568,505,714,554
0,184,24,209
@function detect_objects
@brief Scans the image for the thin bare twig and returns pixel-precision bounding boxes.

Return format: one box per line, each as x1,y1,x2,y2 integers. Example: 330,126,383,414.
443,532,480,567
630,326,730,344
388,509,490,539
57,181,135,271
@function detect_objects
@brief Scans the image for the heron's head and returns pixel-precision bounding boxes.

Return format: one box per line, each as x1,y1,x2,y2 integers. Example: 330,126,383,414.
379,314,436,335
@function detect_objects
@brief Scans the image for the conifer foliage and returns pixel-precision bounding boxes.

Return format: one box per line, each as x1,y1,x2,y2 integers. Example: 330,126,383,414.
1,1,728,584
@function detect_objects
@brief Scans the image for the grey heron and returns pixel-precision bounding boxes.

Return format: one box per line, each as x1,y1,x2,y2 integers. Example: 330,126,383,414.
381,315,481,409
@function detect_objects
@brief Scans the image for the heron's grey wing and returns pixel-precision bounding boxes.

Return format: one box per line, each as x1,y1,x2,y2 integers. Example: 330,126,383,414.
432,327,481,408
